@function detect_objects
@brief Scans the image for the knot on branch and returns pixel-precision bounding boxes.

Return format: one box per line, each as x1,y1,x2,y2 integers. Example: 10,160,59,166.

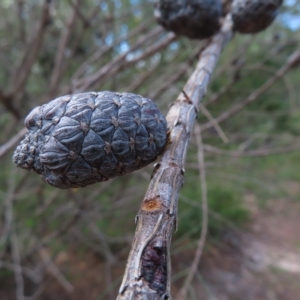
142,198,162,212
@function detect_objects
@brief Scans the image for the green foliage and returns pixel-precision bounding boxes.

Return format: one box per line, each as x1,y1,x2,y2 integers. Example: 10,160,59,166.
285,110,300,135
178,181,249,238
0,268,13,283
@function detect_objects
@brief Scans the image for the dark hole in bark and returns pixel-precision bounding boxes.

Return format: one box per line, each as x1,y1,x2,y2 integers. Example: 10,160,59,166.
141,242,168,295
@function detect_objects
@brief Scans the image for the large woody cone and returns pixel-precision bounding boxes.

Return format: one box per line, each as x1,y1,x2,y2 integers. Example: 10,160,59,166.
232,0,283,34
13,92,167,189
154,0,223,39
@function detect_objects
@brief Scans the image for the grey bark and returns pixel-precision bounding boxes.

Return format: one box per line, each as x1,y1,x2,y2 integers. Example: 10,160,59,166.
117,15,233,300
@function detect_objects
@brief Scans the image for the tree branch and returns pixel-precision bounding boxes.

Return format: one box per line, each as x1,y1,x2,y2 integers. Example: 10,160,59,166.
73,26,165,92
0,127,27,158
0,90,21,119
202,142,300,157
200,49,300,133
198,102,229,143
71,18,153,81
175,125,208,300
2,169,24,300
9,1,51,99
148,45,204,100
117,15,233,300
38,247,74,294
48,1,79,98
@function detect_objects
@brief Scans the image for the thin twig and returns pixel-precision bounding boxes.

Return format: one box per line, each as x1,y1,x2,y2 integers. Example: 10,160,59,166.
198,102,229,143
105,261,115,300
86,31,176,91
10,1,51,100
125,63,161,93
48,2,79,98
17,0,27,44
0,90,21,119
205,79,235,105
0,127,27,158
205,39,300,107
148,46,203,100
24,284,46,300
67,0,91,27
68,189,116,262
73,26,165,92
0,260,40,283
180,194,244,235
11,228,25,300
71,17,153,80
148,64,189,99
175,124,208,300
84,217,117,263
38,247,74,293
4,168,25,300
200,49,300,133
0,169,16,248
244,64,297,110
203,142,300,157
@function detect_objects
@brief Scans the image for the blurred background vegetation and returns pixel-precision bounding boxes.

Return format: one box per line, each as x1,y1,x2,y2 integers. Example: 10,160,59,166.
0,0,300,299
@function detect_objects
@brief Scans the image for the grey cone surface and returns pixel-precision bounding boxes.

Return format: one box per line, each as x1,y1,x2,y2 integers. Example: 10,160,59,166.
232,0,283,34
154,0,222,39
13,92,167,189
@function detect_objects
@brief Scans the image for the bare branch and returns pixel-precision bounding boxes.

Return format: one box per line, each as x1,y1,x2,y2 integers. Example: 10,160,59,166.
10,227,25,300
71,18,153,81
175,124,208,300
67,0,91,27
38,247,74,294
117,15,233,300
205,40,300,107
83,216,117,263
120,33,176,67
125,64,161,93
0,169,16,248
17,0,27,44
48,2,79,98
205,78,235,105
200,49,300,133
0,260,40,283
203,142,300,157
198,102,229,143
148,46,203,100
0,127,27,158
9,1,51,99
2,168,24,300
73,27,168,92
0,90,21,119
